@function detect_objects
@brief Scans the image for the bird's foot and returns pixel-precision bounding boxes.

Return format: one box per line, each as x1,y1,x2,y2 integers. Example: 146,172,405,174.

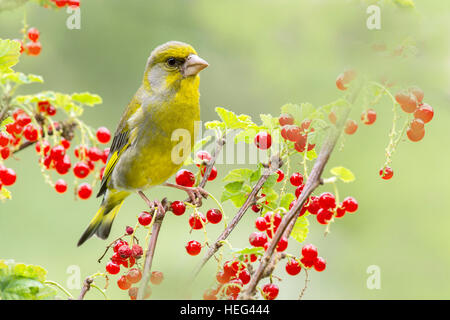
163,183,208,206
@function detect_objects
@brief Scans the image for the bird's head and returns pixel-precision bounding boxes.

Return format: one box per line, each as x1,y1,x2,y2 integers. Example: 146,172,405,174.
143,41,208,92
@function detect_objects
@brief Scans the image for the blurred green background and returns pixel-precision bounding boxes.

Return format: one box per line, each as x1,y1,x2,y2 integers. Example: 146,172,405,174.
1,0,449,299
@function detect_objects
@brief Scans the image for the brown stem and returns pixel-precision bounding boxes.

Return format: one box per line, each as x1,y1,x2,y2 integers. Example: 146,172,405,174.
239,86,361,300
137,194,166,300
191,154,282,280
198,135,226,189
298,269,309,300
77,277,93,300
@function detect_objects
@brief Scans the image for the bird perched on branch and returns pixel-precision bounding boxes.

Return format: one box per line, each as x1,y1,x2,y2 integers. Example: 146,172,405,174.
77,41,209,246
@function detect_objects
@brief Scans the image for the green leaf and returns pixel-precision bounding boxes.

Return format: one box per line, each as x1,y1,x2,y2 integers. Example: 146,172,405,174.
330,166,355,183
224,181,244,193
71,92,102,106
393,0,415,8
222,168,254,182
260,114,278,130
0,39,20,73
1,72,43,85
306,148,318,160
281,103,316,123
234,127,258,144
232,247,265,257
263,173,278,189
230,193,248,207
250,164,263,183
261,187,278,203
215,107,255,130
279,193,295,211
205,120,226,131
290,216,309,243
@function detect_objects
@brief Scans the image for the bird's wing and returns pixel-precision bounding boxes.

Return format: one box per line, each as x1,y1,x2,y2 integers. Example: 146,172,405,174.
96,94,142,198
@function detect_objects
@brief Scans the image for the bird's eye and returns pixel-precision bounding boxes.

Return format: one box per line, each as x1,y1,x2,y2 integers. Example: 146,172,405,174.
166,57,177,67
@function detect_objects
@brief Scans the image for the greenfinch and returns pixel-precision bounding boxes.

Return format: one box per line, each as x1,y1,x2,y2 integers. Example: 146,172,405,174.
77,41,208,246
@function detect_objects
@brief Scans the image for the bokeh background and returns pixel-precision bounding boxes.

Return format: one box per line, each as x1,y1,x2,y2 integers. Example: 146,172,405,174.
0,0,449,299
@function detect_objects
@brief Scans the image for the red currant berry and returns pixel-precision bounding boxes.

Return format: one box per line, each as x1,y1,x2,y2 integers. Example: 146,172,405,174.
335,206,346,218
302,244,318,260
46,105,57,116
395,91,417,113
279,113,294,126
249,231,268,247
196,150,211,166
317,208,333,224
171,200,186,216
50,145,65,162
118,244,132,259
238,269,251,285
0,168,16,186
0,132,9,147
189,212,206,229
126,268,142,284
262,283,279,300
345,119,358,135
255,217,268,231
87,147,102,162
27,28,40,42
254,132,272,150
306,196,320,215
105,261,120,275
300,257,316,268
175,169,195,187
125,226,134,235
26,42,41,56
410,86,424,103
314,257,327,272
328,111,337,124
275,169,284,182
276,236,288,252
295,184,305,198
285,259,302,276
16,113,31,127
138,211,152,226
95,127,111,144
77,183,92,199
414,103,433,123
361,109,377,125
342,196,358,213
150,271,164,285
113,240,128,253
54,179,67,193
131,244,143,259
379,166,394,180
185,240,202,256
251,204,261,213
206,208,222,224
319,192,336,209
201,165,217,181
406,127,425,142
117,275,131,290
0,147,10,160
290,172,303,186
55,155,71,175
73,162,90,179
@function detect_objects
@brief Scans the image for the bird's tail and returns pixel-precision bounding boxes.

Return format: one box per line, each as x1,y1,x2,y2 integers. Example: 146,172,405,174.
77,190,130,246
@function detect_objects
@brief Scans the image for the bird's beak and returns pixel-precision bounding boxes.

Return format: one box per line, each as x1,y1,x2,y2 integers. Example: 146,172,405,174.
183,54,209,77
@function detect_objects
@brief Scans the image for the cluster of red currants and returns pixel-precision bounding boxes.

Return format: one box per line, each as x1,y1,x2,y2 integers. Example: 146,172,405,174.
395,86,434,142
285,244,326,276
104,226,163,299
299,192,358,225
15,27,42,57
203,255,258,300
0,102,111,198
279,115,316,153
183,208,223,256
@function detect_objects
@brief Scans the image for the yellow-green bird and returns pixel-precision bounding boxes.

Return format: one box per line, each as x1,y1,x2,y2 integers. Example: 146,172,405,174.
77,41,208,246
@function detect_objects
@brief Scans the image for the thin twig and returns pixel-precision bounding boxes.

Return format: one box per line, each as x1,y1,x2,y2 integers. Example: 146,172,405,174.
78,277,93,300
198,135,226,189
298,269,309,300
137,194,166,300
